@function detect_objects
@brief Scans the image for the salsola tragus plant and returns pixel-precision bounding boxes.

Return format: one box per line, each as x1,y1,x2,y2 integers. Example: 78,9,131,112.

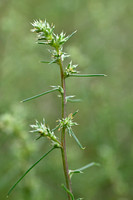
8,19,106,200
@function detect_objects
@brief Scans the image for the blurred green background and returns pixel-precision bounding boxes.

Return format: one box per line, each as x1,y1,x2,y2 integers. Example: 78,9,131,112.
0,0,133,199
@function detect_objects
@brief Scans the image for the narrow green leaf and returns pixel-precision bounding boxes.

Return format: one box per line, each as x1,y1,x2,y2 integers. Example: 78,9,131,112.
48,59,57,64
37,41,49,45
66,96,82,103
36,135,42,140
69,170,82,178
72,110,79,117
75,162,100,171
67,98,82,103
51,125,60,132
69,162,100,178
69,129,85,149
61,184,74,200
69,74,107,78
66,95,75,101
21,88,58,103
7,147,55,197
65,30,77,42
40,60,57,64
40,61,51,63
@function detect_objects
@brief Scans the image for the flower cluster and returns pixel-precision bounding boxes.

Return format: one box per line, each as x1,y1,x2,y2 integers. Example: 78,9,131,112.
64,61,78,77
30,119,61,147
53,31,76,48
31,20,76,64
31,20,55,46
56,112,84,149
49,49,69,63
57,113,78,132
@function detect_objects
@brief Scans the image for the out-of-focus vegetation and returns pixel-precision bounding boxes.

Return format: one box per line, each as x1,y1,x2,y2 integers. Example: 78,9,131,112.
0,0,132,199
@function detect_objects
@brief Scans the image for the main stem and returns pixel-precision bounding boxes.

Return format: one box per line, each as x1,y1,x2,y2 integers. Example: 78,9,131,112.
58,58,73,200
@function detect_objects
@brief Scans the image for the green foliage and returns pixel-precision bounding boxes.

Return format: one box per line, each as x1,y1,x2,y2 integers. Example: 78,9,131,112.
21,87,59,103
61,184,75,200
69,162,100,178
0,0,133,199
7,147,55,197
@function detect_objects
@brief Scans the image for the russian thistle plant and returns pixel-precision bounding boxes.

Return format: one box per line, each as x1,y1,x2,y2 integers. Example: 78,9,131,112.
8,20,106,200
